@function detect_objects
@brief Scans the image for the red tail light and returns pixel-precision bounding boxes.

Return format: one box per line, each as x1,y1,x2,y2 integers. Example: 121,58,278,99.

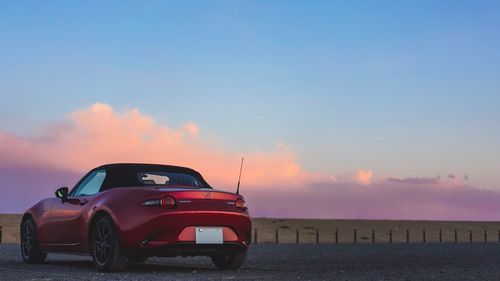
235,198,247,210
140,196,176,208
161,196,176,208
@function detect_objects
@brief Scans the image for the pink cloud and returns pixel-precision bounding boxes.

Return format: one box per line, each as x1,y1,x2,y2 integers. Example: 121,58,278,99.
386,176,441,185
1,103,500,220
352,169,373,185
246,181,500,221
0,103,317,189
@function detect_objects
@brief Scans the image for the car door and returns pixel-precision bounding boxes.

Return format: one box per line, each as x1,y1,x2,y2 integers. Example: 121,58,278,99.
44,170,107,250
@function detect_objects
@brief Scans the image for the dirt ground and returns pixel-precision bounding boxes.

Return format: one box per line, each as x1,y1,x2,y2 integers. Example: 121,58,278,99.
2,214,500,244
251,217,500,244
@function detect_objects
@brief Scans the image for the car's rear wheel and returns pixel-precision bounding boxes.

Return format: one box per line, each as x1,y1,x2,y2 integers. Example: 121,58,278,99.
211,250,247,270
91,216,127,272
20,218,47,264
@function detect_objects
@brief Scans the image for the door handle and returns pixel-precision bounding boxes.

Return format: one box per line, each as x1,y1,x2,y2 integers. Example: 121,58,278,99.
80,199,89,206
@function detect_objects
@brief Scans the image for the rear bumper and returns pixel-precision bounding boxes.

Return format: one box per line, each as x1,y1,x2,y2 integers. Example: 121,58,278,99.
114,209,251,256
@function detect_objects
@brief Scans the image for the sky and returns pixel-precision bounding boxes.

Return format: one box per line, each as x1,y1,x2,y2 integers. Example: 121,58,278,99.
1,1,500,219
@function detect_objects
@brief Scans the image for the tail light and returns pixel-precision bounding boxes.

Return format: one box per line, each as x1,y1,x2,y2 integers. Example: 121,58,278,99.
235,198,247,210
161,196,176,208
140,196,176,208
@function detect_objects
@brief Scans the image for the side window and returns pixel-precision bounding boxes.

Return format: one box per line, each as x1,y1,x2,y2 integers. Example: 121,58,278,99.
73,170,106,197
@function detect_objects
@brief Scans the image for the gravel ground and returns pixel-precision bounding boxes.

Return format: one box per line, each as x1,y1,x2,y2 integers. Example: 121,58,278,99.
1,243,500,280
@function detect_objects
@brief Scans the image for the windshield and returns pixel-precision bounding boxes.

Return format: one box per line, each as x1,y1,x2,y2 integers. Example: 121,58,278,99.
137,172,205,188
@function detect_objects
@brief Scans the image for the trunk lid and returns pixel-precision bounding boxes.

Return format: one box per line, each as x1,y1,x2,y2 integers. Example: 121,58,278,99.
125,186,245,212
164,188,243,212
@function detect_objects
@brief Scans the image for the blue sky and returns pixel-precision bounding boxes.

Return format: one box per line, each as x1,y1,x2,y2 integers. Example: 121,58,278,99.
1,0,499,188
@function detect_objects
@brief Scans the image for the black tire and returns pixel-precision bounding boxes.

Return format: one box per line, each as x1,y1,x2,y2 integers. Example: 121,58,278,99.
91,216,127,272
128,256,148,263
211,251,247,270
20,217,47,264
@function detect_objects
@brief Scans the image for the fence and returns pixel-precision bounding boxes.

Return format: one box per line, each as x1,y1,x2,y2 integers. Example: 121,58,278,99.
0,224,498,245
252,228,500,244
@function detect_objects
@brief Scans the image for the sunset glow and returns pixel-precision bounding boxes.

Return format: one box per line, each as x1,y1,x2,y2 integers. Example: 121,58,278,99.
1,103,499,220
1,1,499,220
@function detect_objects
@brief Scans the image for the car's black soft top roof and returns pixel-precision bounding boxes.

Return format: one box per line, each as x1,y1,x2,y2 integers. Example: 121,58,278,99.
90,163,211,190
96,163,200,174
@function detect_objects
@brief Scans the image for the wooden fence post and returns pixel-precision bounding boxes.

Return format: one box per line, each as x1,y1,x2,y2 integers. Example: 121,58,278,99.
439,229,442,243
316,228,319,244
454,229,458,243
423,229,426,243
275,228,279,244
296,229,299,244
469,230,473,243
498,230,500,243
335,229,338,244
406,229,410,244
484,230,488,243
0,225,2,244
389,229,392,244
354,229,357,244
254,228,258,244
371,229,375,243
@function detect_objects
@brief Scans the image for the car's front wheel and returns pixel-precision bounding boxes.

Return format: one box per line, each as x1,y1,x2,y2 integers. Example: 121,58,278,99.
91,216,127,272
20,217,47,264
211,250,247,270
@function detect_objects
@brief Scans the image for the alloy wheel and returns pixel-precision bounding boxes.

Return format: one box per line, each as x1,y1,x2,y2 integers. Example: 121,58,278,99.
21,221,35,259
93,221,113,265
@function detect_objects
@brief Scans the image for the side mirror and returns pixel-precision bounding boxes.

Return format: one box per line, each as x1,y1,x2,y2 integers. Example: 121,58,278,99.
55,187,69,202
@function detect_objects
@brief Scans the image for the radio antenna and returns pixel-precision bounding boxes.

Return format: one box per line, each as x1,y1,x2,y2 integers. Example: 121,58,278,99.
236,157,244,195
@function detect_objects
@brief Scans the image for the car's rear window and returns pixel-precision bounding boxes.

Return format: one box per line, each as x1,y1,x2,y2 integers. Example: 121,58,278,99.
137,172,205,188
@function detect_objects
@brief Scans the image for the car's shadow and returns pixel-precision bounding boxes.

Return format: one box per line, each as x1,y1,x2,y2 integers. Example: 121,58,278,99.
128,262,215,273
43,258,217,273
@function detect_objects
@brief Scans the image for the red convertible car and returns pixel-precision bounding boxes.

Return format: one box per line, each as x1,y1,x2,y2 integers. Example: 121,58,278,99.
21,163,251,271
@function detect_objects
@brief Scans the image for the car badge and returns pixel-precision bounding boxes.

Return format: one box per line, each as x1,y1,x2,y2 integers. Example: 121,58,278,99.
203,192,212,199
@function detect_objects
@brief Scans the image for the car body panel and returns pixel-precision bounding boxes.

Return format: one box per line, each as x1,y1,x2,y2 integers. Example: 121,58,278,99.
22,163,251,257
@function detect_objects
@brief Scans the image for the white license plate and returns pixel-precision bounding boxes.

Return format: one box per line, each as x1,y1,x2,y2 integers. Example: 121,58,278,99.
195,227,223,244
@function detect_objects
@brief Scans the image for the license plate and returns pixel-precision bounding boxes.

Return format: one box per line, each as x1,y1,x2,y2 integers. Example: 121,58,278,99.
195,227,223,244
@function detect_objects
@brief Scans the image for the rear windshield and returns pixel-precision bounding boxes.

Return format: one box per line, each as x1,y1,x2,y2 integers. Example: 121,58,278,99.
137,172,205,188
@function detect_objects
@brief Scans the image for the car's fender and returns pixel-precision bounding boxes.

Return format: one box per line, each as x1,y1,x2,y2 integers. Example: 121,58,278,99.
22,198,56,244
83,189,130,252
